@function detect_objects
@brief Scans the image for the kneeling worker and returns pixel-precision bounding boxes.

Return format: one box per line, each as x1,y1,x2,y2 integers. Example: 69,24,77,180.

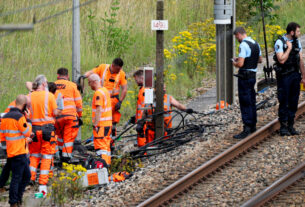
0,95,32,207
88,74,112,166
132,69,193,146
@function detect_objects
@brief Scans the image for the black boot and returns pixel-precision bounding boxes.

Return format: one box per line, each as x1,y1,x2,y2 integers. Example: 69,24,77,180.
279,121,291,136
288,120,299,135
233,126,252,139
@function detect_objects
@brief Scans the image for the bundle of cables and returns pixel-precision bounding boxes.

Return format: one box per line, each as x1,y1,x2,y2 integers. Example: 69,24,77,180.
128,110,207,159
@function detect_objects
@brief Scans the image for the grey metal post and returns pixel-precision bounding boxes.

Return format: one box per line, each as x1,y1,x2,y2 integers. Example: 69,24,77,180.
155,0,164,139
72,0,81,142
232,0,236,103
214,0,234,106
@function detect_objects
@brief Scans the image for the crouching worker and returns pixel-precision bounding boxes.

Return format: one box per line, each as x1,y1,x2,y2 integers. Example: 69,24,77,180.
132,69,194,146
28,75,60,195
88,74,112,166
0,95,32,207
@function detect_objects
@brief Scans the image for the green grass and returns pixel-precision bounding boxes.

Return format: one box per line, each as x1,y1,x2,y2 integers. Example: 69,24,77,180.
273,0,305,33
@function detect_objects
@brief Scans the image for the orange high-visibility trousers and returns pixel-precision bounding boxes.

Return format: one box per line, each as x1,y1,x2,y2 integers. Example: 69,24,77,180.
55,116,79,158
111,97,121,124
137,136,146,147
137,123,146,147
93,126,112,166
145,123,155,144
29,129,56,185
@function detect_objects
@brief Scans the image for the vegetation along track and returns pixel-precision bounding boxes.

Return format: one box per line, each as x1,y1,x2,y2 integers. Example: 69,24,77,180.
137,101,305,207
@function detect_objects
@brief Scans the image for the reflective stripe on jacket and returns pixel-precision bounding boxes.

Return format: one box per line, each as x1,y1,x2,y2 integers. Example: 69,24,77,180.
29,91,57,125
92,87,112,127
92,64,127,96
55,79,83,117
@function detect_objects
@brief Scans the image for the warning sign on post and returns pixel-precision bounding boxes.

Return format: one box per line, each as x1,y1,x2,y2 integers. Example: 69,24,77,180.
151,20,168,30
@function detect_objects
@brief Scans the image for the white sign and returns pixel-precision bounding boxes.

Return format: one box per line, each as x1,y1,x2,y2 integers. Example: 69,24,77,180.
151,20,168,30
144,88,154,104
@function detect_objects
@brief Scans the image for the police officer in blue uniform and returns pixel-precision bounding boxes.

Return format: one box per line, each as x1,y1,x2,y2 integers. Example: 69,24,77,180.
233,27,262,139
274,22,305,136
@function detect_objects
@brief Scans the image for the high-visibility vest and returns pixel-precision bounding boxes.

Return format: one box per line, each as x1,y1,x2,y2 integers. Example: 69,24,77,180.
136,87,145,122
163,94,172,129
29,91,57,126
92,87,112,127
55,79,83,117
93,64,127,96
143,93,172,129
0,108,32,158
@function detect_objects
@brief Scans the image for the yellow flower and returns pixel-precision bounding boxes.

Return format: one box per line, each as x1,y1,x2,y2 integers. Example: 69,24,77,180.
169,73,177,81
164,49,172,59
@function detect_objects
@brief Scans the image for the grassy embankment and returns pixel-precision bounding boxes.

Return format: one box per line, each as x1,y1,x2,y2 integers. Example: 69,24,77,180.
0,0,213,139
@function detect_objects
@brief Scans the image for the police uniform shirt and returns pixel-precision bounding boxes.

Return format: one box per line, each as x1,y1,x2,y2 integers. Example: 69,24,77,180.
274,35,302,54
238,36,262,72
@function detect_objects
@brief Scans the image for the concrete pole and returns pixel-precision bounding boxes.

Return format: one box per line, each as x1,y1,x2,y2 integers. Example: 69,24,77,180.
72,0,81,83
155,0,165,139
72,0,81,142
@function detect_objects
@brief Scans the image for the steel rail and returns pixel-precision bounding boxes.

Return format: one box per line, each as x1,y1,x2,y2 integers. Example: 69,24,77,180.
137,101,305,207
241,161,305,207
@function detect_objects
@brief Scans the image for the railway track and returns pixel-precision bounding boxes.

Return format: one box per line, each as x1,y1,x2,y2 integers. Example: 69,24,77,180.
137,101,305,207
242,161,305,207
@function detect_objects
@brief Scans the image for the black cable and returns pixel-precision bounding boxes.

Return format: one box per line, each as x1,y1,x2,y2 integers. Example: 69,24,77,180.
0,0,68,18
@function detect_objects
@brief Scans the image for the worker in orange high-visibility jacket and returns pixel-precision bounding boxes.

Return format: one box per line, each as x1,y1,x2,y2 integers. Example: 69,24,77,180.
84,58,127,137
54,68,82,163
133,70,194,145
88,74,112,166
0,95,32,192
28,75,60,195
0,95,32,206
132,70,147,147
23,82,63,162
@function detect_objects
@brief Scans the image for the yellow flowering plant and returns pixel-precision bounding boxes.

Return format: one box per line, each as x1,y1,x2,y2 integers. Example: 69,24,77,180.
49,163,87,206
164,19,216,80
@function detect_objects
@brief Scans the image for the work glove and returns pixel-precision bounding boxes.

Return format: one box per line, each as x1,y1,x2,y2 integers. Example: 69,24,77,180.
78,117,83,126
130,115,136,124
115,100,122,111
185,108,194,114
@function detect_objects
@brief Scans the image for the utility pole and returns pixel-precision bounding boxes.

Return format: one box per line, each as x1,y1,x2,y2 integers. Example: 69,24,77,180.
72,0,81,83
214,0,235,106
72,0,81,142
155,0,165,139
